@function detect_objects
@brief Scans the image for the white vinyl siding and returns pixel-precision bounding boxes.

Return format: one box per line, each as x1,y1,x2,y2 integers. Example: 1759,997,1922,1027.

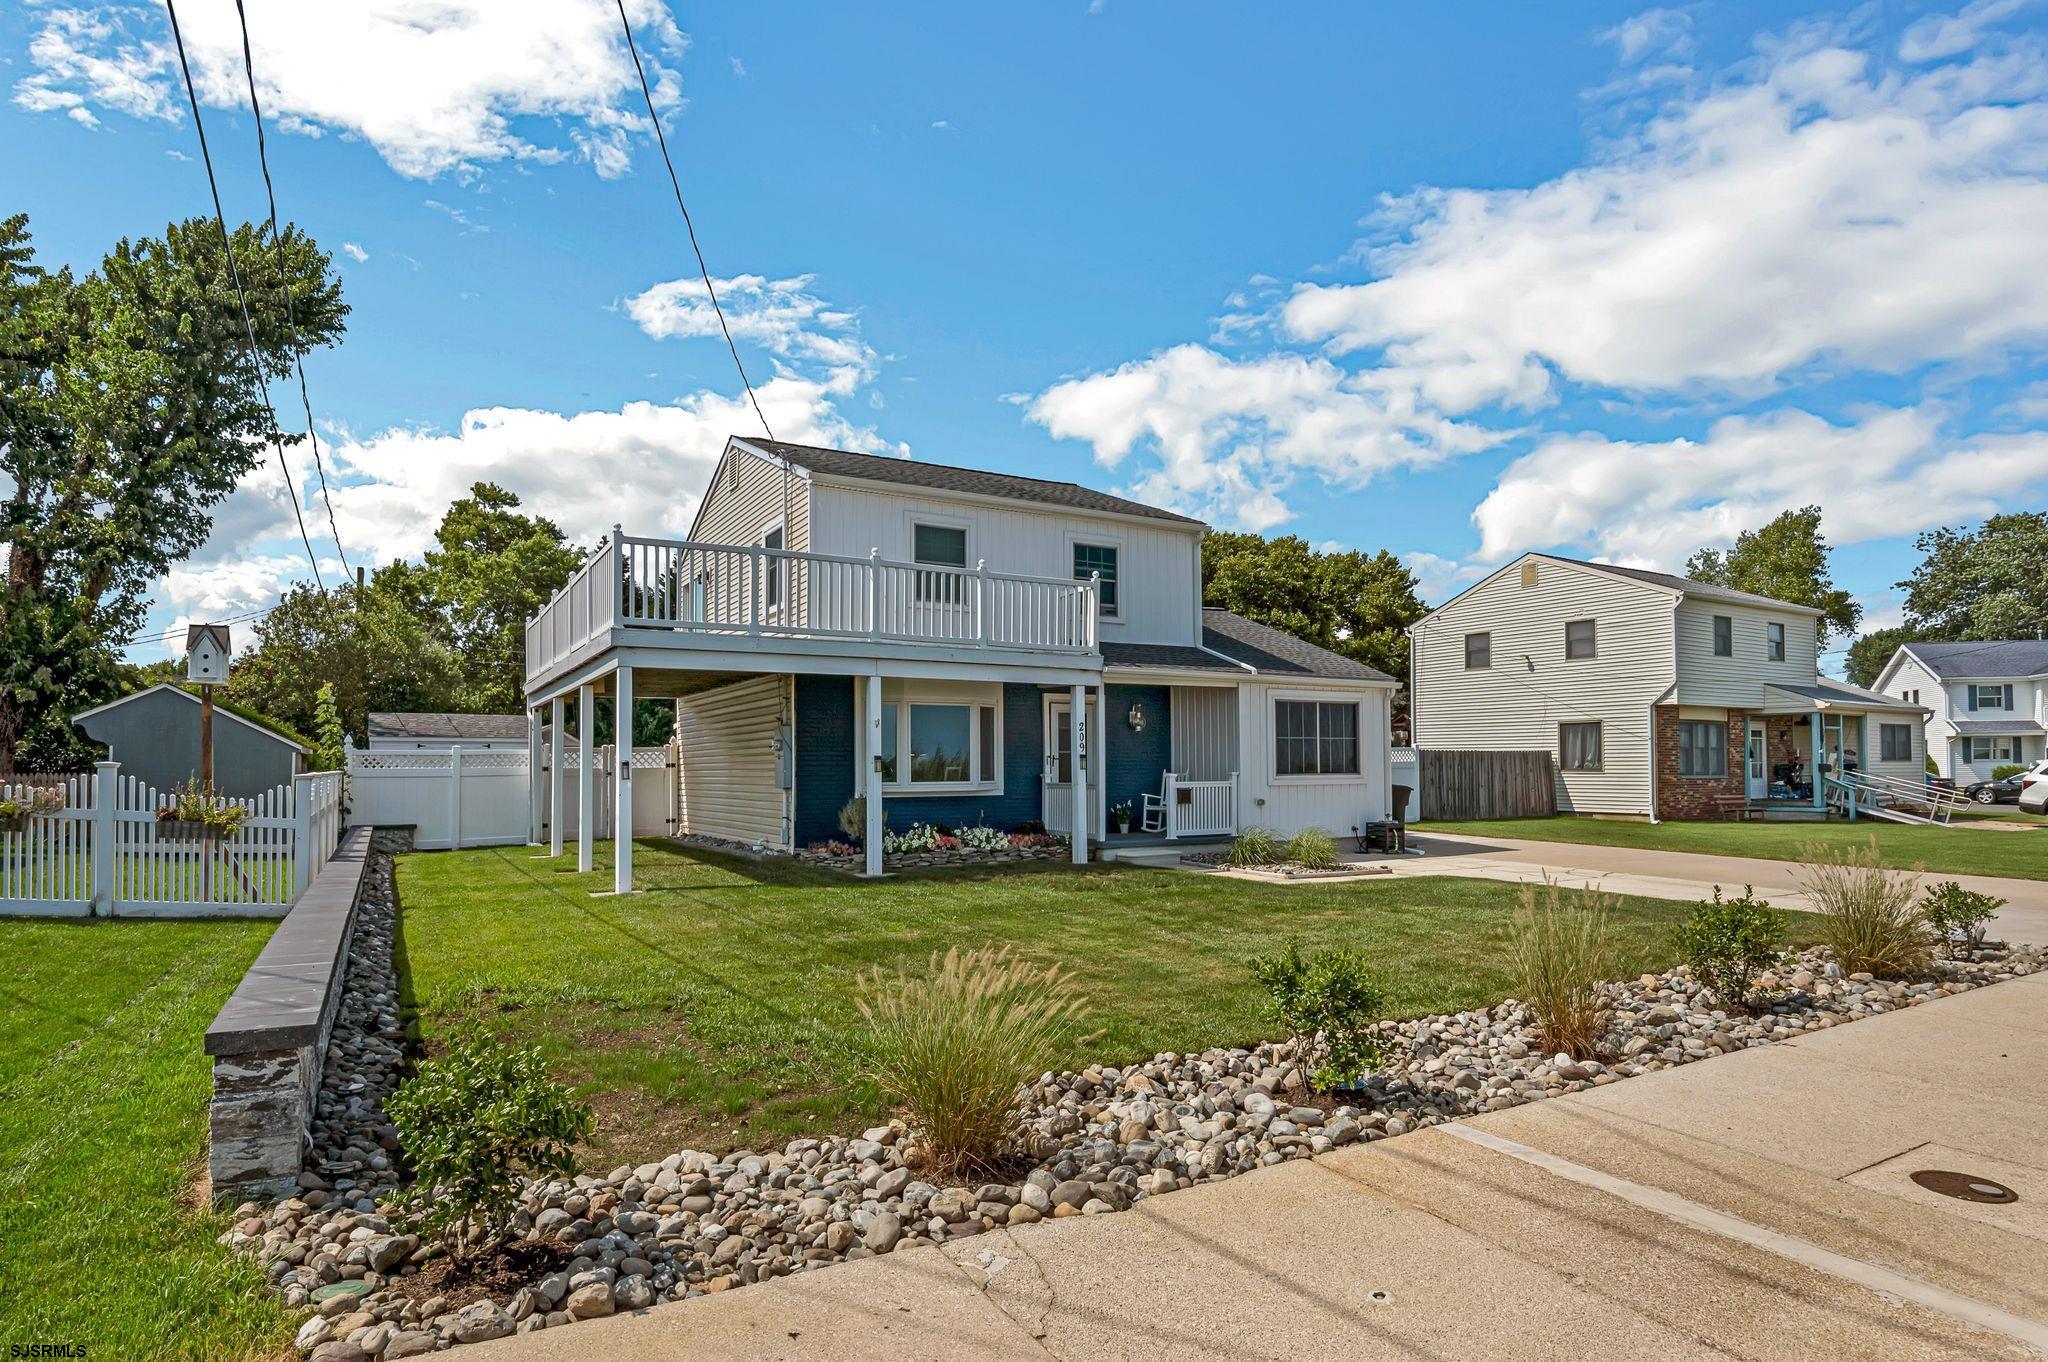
1880,651,1953,779
807,483,1203,646
1412,557,1673,815
1169,685,1238,782
1234,682,1390,835
693,448,811,551
676,675,789,848
1674,600,1820,707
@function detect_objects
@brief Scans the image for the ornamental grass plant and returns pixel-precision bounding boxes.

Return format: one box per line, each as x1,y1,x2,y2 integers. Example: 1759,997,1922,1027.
1795,838,1934,976
855,946,1095,1175
1283,827,1340,870
1507,879,1616,1058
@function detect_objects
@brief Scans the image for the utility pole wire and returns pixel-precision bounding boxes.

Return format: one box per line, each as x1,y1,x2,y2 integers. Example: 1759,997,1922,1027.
611,0,775,445
162,0,326,590
229,0,353,581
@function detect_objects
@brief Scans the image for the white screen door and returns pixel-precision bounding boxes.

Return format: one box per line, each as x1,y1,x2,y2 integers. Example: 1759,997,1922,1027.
1745,720,1768,800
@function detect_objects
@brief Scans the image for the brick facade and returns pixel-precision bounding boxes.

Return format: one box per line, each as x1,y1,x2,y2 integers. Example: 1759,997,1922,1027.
1652,705,1747,820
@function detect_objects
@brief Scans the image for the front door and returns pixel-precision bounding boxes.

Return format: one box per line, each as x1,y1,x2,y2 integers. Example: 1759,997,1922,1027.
1041,694,1099,838
1745,719,1768,800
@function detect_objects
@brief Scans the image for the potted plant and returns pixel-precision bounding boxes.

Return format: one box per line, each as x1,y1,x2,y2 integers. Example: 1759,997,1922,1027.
1111,800,1133,835
0,787,61,834
156,783,249,842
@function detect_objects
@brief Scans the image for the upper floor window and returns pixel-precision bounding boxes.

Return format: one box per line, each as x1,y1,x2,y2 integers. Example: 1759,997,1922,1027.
1073,543,1119,617
762,523,785,613
913,523,967,604
1565,618,1597,659
1712,615,1732,657
1767,622,1786,661
1274,700,1360,777
1464,632,1491,669
1969,684,2012,711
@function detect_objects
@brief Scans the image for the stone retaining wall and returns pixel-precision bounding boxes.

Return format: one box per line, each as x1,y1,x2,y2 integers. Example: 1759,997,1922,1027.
204,825,375,1200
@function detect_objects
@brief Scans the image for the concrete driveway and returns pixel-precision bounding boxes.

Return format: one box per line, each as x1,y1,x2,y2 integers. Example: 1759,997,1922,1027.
1381,832,2048,947
471,971,2048,1362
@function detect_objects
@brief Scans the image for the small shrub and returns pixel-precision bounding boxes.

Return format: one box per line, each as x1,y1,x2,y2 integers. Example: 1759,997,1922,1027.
1990,763,2026,781
1794,839,1933,976
1283,827,1339,870
1015,819,1047,836
1249,940,1387,1090
1509,880,1616,1056
1919,880,2004,955
1008,831,1065,851
837,796,867,843
1225,826,1283,868
1672,885,1784,1010
855,946,1094,1175
385,1033,593,1262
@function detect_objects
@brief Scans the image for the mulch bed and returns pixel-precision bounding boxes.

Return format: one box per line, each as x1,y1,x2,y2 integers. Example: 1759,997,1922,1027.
393,1239,577,1311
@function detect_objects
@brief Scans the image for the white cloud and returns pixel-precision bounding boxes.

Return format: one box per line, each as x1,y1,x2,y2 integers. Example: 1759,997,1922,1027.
1599,8,1694,65
1471,406,2048,567
340,242,369,263
729,55,747,77
14,0,688,181
1899,0,2031,62
625,273,875,373
1282,27,2048,412
931,120,954,132
423,199,487,233
1401,551,1491,606
1026,344,1501,530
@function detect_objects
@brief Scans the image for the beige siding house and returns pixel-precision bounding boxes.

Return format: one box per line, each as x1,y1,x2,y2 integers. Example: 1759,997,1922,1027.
1410,553,1929,820
522,437,1398,881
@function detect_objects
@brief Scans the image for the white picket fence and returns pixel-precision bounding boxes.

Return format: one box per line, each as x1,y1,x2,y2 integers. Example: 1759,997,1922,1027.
344,741,675,850
0,763,343,918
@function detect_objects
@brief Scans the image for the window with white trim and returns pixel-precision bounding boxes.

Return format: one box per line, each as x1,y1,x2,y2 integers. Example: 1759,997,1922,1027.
1560,722,1603,771
762,522,785,613
1712,615,1732,657
1565,618,1597,659
1072,543,1119,617
1966,736,2019,764
1970,684,2010,711
1464,632,1491,669
869,693,1002,791
1275,700,1360,777
1767,622,1786,661
912,523,967,604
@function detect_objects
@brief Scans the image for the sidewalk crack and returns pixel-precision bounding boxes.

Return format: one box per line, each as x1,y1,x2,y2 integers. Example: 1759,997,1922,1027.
952,1230,1062,1359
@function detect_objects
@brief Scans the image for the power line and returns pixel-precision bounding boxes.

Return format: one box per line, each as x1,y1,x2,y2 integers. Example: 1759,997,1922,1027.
229,0,353,581
611,0,774,443
162,0,326,591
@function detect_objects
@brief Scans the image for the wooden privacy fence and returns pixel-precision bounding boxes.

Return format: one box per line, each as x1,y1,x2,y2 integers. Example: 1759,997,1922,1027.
0,763,343,918
1412,749,1556,821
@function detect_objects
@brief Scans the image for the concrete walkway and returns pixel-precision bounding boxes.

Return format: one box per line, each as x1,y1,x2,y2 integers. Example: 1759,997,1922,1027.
1375,833,2048,948
473,971,2048,1362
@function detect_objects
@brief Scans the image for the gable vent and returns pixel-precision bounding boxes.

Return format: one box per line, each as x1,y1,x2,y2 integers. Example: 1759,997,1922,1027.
1521,561,1538,587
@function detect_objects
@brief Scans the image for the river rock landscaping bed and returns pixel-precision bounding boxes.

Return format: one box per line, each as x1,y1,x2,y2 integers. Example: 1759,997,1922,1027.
226,840,2040,1358
1180,849,1388,879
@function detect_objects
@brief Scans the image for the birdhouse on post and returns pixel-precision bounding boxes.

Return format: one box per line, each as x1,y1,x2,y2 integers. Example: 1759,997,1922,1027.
185,624,231,791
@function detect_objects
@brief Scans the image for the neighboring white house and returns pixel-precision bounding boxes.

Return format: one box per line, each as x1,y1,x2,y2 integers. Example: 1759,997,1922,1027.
1874,641,2048,785
521,437,1398,880
1409,553,1929,820
366,712,530,752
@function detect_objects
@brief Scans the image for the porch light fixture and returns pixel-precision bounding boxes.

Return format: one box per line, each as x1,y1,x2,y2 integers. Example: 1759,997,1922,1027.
1127,702,1147,733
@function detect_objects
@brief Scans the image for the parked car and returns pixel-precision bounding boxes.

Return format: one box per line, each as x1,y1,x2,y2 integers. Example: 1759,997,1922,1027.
2020,760,2048,814
1965,773,2025,804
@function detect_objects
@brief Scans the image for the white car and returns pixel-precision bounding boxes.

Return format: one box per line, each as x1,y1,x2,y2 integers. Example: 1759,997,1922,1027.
2021,759,2048,814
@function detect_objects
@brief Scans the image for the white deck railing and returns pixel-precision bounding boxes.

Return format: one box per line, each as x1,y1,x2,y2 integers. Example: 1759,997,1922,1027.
1167,773,1238,838
526,531,1098,682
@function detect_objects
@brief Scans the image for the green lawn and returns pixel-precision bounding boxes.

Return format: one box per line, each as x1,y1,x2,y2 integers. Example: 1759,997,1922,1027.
398,840,1720,1165
0,916,291,1361
1424,816,2048,879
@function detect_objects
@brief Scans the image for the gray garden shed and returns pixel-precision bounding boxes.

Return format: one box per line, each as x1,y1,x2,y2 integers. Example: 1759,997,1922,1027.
72,683,309,799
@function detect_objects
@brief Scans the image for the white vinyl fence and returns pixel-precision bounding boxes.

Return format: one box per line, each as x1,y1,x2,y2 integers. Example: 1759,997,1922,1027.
1391,747,1422,823
0,763,343,918
345,740,675,850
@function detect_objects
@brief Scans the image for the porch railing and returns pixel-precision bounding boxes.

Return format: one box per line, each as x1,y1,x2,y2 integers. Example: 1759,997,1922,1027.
1823,770,1972,827
526,531,1098,683
1167,773,1237,839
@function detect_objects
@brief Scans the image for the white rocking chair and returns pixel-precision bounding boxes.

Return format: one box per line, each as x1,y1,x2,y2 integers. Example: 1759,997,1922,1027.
1139,774,1171,834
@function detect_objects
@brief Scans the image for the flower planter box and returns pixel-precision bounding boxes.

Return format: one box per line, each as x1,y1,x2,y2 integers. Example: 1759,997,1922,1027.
157,819,222,843
0,814,28,835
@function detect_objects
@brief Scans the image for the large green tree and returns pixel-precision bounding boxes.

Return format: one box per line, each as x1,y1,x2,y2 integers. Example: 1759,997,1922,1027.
1201,532,1426,682
1684,506,1860,646
227,582,461,742
1843,624,1918,689
1899,512,2048,641
0,213,344,771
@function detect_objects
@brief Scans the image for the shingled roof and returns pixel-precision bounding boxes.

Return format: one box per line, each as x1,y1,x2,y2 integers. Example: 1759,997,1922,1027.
1904,640,2048,679
1099,613,1392,682
367,712,529,741
738,439,1206,527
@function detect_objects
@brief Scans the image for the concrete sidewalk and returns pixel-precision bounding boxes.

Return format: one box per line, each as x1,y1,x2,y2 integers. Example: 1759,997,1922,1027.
472,972,2048,1362
1383,833,2048,947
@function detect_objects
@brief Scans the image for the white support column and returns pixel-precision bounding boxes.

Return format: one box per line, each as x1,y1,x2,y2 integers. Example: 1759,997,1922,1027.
614,665,635,894
1094,682,1107,843
548,697,565,856
863,673,884,876
527,708,543,845
576,683,595,872
1070,682,1089,865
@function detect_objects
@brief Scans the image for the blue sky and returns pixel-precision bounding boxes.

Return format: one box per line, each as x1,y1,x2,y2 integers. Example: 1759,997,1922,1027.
5,0,2047,670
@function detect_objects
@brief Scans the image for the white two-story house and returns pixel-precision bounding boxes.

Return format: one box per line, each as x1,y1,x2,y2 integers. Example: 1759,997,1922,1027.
521,437,1397,881
1409,554,1929,820
1874,641,2048,785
